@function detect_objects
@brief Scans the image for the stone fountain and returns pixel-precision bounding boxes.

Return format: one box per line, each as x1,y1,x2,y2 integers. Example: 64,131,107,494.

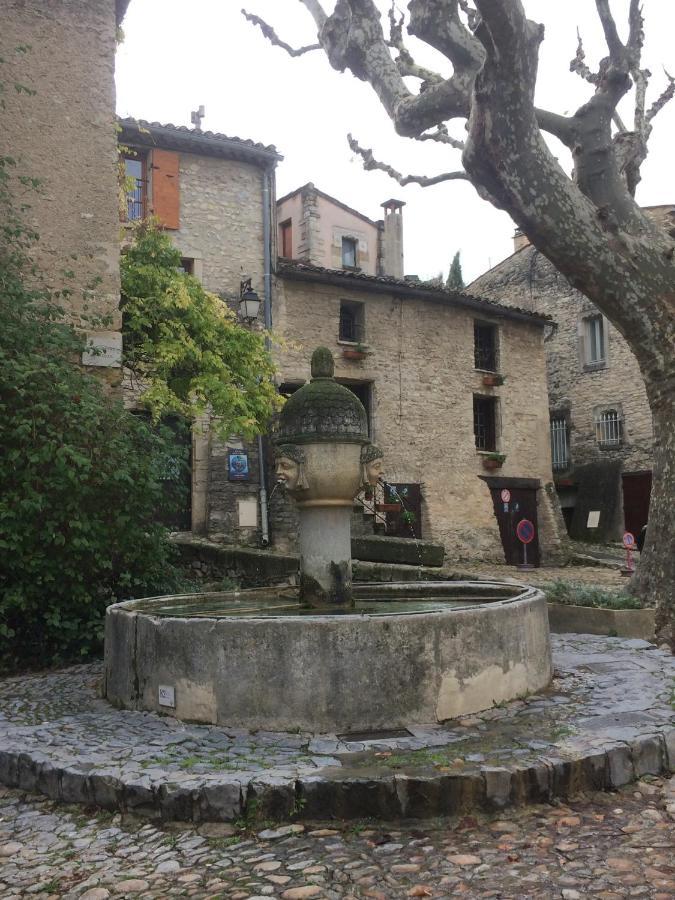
104,348,552,733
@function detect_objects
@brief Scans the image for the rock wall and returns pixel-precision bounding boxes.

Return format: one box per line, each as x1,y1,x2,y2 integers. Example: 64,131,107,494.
273,277,566,562
1,0,122,382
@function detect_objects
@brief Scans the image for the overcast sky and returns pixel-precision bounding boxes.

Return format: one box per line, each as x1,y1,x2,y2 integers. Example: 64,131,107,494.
115,1,674,284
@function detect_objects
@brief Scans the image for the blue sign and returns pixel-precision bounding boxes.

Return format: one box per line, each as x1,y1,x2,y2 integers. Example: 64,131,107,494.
228,451,249,481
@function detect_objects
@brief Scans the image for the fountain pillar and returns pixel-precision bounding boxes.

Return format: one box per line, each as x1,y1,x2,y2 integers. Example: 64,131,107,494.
274,347,373,609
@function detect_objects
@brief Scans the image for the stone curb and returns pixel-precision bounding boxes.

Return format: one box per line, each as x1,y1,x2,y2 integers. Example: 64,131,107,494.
547,603,656,641
1,729,672,823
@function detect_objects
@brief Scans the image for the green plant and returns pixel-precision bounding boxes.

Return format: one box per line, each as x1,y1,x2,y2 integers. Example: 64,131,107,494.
121,223,282,438
484,452,506,463
543,580,644,610
402,509,417,526
0,144,188,674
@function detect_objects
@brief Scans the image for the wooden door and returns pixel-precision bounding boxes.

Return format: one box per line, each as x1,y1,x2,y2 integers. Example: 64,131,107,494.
622,471,652,538
487,481,541,567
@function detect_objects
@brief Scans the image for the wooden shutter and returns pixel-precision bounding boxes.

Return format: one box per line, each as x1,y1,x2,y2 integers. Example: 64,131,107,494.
150,149,180,229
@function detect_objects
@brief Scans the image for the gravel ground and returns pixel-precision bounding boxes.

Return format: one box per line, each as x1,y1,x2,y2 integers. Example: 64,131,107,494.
1,777,673,899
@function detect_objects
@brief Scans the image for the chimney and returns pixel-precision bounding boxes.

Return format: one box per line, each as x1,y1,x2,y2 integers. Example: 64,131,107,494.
513,227,530,252
380,199,405,278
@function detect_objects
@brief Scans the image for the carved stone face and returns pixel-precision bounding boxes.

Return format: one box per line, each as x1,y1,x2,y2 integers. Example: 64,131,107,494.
364,457,384,486
276,456,299,490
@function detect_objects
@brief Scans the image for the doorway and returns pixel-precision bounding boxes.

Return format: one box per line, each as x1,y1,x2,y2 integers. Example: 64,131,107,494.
622,471,652,538
483,476,541,567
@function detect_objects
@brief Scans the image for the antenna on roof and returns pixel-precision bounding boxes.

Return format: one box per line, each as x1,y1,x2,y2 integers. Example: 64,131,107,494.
190,105,205,132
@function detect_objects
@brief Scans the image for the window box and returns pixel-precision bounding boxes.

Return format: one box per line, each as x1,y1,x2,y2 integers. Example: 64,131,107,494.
342,346,367,361
482,373,505,387
375,502,402,513
481,452,506,470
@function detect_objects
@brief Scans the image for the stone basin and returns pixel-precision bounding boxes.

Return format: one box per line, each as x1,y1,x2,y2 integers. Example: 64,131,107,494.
104,581,552,733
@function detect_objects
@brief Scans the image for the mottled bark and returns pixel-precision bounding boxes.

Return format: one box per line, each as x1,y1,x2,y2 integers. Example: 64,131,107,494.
249,0,675,648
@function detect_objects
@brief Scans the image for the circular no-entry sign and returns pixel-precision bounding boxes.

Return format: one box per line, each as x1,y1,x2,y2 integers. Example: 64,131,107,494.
623,531,635,548
501,489,511,503
516,519,535,544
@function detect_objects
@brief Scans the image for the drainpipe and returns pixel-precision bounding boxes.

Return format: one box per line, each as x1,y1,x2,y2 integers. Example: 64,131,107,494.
257,164,274,547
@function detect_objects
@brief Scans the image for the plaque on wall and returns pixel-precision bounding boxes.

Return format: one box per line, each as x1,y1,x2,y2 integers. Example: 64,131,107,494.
228,451,250,481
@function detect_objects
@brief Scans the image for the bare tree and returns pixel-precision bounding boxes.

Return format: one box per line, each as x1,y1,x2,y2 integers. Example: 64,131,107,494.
245,0,675,648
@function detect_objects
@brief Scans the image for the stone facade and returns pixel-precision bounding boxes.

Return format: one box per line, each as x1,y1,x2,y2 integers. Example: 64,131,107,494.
272,266,566,563
277,183,404,277
468,210,672,542
1,0,125,380
119,119,281,539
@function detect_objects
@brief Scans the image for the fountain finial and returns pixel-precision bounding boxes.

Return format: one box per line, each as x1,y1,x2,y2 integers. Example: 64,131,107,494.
311,346,334,380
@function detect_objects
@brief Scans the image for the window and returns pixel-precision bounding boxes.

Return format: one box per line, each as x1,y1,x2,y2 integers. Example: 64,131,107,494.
595,409,623,447
474,322,498,371
473,396,498,451
339,301,365,343
178,258,194,275
341,236,358,269
550,416,569,470
124,155,146,221
280,219,293,258
584,314,606,366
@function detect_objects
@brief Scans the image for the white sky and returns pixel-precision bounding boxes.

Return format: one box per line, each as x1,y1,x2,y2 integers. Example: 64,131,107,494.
115,1,674,283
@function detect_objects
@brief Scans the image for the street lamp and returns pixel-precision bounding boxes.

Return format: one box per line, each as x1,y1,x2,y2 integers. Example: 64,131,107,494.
238,280,261,325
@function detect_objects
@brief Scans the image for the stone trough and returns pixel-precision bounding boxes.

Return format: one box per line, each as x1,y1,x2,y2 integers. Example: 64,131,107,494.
104,581,551,733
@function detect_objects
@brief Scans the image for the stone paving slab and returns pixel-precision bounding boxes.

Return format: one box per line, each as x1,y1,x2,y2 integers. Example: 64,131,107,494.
0,635,673,823
0,777,674,898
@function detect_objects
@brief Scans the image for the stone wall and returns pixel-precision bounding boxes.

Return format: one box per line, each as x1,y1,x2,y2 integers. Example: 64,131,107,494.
469,231,661,541
272,276,566,562
1,0,122,380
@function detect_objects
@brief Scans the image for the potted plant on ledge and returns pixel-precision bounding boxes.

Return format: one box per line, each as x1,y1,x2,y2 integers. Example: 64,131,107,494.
482,373,505,387
342,342,367,361
482,452,506,470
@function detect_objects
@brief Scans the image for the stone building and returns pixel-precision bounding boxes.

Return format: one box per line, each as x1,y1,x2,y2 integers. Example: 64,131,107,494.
1,0,130,383
117,120,565,564
469,208,673,543
277,183,404,278
272,259,565,563
118,117,282,537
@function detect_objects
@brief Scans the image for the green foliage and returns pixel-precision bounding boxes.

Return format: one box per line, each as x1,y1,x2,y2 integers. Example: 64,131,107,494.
543,580,643,610
121,223,282,438
446,250,464,290
0,153,187,674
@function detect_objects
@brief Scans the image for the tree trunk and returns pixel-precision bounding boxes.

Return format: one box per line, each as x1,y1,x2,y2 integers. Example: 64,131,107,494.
630,381,674,648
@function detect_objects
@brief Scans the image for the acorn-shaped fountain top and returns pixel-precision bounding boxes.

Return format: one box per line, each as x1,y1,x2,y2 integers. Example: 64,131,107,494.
274,347,369,445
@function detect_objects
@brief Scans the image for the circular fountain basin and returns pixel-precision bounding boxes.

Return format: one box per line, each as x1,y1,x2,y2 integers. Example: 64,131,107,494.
104,581,552,733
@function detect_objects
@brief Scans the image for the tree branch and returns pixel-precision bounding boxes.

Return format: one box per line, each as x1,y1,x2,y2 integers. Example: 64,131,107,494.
348,133,468,186
595,0,628,66
414,125,464,150
646,69,675,124
299,0,327,29
569,30,598,85
387,2,443,83
241,10,320,56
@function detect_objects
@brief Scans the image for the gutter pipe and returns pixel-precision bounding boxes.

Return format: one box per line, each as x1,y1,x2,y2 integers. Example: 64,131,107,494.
257,165,274,547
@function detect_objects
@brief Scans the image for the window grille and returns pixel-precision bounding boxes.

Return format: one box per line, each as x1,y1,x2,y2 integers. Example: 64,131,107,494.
125,157,146,221
550,417,569,470
595,409,622,446
339,302,365,342
473,396,497,451
474,322,498,371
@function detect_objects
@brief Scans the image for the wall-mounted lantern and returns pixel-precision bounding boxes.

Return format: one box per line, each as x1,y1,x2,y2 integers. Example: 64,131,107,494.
238,278,260,325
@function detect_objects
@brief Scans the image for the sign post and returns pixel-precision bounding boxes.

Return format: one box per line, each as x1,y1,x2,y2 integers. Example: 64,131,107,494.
621,531,636,576
516,518,535,570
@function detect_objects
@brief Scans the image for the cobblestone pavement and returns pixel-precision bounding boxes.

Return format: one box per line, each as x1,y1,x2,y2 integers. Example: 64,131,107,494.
1,636,673,821
0,777,673,899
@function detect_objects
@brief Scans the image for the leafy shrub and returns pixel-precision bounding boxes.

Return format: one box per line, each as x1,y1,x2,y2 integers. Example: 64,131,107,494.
543,580,644,610
121,223,282,437
0,159,188,673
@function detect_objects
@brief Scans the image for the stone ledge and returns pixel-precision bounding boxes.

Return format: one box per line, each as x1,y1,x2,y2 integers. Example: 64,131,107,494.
351,535,445,567
1,635,672,823
548,603,656,641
